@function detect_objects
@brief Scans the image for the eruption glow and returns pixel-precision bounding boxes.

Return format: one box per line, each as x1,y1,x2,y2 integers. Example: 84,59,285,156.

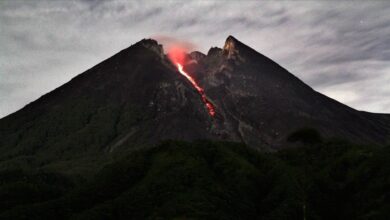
167,46,216,117
177,63,216,117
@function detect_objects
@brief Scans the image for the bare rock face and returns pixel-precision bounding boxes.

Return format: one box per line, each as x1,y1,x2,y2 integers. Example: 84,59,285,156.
223,35,240,59
139,39,164,57
188,36,390,149
0,35,389,165
189,51,206,63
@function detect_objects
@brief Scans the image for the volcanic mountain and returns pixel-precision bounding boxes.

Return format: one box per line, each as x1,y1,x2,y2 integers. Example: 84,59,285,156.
1,36,389,168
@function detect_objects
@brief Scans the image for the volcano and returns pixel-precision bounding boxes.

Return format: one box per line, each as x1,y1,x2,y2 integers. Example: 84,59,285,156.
0,35,389,164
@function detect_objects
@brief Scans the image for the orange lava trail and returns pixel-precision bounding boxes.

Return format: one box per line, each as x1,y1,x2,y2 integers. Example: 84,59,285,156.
177,63,216,117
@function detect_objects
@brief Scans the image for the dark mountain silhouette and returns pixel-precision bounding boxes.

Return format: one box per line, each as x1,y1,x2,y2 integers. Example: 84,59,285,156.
0,36,390,220
0,36,389,170
194,36,390,149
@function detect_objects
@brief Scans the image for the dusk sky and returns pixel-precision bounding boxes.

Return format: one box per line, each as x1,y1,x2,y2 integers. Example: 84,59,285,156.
1,0,390,118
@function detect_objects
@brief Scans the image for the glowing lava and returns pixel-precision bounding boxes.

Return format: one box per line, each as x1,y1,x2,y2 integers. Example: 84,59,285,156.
177,63,216,117
167,46,216,117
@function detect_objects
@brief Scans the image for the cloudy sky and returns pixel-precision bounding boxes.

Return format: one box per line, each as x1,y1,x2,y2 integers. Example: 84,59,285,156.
1,0,390,118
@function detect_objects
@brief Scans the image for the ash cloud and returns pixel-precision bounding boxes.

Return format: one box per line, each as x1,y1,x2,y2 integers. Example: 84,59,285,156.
1,0,390,117
152,35,197,54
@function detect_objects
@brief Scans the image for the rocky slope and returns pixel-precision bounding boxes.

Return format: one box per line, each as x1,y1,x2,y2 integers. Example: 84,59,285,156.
0,36,389,170
192,36,390,149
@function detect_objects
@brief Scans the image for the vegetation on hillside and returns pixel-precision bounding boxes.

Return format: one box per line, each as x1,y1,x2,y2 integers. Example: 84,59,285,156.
0,135,389,219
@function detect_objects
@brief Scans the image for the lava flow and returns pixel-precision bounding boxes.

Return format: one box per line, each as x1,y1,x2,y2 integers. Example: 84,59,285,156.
177,63,216,117
168,46,216,117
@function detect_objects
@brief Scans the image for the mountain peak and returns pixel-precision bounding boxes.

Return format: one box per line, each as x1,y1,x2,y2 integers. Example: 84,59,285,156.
189,51,206,62
225,35,239,44
223,35,240,58
207,47,222,57
137,38,164,57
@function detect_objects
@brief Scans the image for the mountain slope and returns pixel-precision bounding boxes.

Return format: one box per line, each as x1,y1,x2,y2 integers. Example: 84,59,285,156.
0,39,215,173
0,36,389,174
193,36,390,149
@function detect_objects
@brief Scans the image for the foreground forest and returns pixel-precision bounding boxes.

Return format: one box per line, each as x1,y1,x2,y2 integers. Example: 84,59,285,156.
0,130,389,220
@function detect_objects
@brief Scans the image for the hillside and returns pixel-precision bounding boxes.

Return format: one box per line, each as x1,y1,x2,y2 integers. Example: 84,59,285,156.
0,139,389,219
